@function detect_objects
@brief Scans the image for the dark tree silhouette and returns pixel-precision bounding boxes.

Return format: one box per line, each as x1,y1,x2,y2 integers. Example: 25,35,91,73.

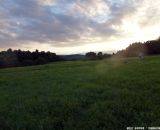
85,52,97,60
116,37,160,57
0,49,64,68
85,52,111,60
97,52,103,60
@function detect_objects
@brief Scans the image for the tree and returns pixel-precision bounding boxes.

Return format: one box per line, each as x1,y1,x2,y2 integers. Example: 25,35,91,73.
97,52,103,60
85,52,97,60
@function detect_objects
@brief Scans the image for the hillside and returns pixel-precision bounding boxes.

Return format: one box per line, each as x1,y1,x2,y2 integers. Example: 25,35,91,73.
0,56,160,130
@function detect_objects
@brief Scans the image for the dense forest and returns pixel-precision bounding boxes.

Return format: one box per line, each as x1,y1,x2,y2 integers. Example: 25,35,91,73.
0,49,63,68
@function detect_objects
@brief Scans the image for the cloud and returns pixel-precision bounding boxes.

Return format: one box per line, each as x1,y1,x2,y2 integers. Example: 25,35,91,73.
0,0,160,52
37,0,57,5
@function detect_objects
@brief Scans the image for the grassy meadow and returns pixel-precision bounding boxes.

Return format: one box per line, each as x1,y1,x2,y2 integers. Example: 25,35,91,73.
0,56,160,130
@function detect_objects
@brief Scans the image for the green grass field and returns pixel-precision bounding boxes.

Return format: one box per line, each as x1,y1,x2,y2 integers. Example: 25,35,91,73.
0,56,160,130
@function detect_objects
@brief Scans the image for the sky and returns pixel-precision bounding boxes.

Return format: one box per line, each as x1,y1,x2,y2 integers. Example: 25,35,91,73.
0,0,160,54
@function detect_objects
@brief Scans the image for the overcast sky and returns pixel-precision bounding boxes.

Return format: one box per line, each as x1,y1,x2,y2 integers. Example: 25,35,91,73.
0,0,160,54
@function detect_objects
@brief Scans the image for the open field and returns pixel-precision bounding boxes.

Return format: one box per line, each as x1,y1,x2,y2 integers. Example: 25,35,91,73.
0,56,160,130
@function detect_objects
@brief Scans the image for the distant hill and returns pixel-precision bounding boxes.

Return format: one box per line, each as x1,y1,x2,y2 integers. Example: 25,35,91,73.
60,54,85,61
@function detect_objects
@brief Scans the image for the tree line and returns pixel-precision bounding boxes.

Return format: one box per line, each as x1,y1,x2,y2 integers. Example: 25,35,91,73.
0,49,112,68
0,49,63,68
85,52,112,60
0,37,160,68
116,37,160,57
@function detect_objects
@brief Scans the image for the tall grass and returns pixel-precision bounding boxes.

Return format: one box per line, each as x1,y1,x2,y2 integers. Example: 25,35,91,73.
0,56,160,130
